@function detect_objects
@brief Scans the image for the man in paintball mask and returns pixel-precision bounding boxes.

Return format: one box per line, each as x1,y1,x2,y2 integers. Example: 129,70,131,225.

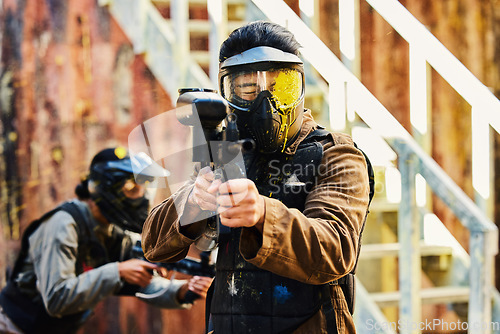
142,21,372,333
0,147,212,334
219,40,305,154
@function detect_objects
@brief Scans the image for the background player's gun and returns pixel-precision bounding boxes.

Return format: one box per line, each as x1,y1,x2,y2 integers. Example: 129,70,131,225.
129,239,215,277
176,88,254,251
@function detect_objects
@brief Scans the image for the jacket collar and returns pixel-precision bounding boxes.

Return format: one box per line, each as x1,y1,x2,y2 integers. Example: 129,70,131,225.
283,109,318,155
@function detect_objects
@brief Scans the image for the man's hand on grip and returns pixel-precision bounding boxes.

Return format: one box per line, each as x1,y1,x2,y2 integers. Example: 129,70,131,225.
217,179,265,232
118,259,158,287
188,166,221,212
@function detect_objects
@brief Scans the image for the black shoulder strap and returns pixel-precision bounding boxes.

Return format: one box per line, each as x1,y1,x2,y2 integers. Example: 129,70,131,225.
9,201,91,280
302,127,331,144
59,201,94,244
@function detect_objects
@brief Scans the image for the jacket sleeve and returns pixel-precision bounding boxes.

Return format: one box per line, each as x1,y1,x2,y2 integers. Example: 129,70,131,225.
239,133,370,284
142,175,206,263
30,211,123,317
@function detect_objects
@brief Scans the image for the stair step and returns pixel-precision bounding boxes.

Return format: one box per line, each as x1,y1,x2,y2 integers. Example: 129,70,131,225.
369,198,400,213
191,50,210,66
359,242,453,260
369,286,470,308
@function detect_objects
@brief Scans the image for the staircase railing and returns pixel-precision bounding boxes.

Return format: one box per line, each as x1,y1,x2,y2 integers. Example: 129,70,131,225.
393,137,497,332
340,0,500,218
99,0,215,98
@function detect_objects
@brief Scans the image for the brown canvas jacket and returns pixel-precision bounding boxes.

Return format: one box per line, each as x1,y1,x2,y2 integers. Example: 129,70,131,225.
142,110,370,333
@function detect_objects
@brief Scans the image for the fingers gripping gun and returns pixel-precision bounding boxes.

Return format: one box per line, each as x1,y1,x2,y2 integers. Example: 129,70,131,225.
176,88,254,251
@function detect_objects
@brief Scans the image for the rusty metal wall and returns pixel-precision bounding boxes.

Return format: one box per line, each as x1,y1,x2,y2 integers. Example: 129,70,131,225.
0,0,206,333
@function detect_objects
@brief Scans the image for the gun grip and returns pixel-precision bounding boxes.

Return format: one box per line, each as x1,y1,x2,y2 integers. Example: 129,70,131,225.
183,290,201,303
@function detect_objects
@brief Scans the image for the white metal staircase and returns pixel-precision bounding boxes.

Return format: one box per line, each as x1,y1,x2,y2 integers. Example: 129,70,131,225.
100,0,500,333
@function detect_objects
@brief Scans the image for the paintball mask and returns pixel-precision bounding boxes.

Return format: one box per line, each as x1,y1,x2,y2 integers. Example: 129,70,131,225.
87,147,168,233
219,46,305,153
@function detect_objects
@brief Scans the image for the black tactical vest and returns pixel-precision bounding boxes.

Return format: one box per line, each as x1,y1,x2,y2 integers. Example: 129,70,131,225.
209,129,336,333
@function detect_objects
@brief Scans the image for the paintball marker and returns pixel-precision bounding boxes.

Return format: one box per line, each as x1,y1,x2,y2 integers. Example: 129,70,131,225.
176,88,254,166
176,88,254,251
129,238,215,277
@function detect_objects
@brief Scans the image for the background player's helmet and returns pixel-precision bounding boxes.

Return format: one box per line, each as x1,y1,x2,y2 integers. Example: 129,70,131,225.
83,147,162,232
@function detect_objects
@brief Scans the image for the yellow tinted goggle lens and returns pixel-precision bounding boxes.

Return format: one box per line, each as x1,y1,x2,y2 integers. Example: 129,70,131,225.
270,69,302,112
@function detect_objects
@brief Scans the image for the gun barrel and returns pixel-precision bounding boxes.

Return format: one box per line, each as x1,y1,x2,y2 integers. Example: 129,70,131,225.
239,138,255,153
226,138,255,156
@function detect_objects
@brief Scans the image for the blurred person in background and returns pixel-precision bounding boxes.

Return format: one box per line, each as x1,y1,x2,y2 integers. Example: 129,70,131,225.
0,147,212,334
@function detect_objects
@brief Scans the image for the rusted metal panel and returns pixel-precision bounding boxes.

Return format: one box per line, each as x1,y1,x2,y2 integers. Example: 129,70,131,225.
0,0,204,333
